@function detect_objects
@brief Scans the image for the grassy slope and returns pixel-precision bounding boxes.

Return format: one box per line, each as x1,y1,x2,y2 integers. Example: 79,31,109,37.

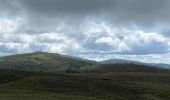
81,63,169,73
0,53,170,100
0,69,170,100
0,52,96,72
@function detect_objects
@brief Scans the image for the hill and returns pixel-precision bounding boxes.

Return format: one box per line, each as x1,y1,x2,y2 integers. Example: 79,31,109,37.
100,59,142,64
100,59,170,69
0,51,96,73
82,63,169,74
0,52,170,100
0,65,170,100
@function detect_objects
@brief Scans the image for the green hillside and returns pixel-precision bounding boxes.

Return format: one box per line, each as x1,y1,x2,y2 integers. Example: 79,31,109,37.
0,69,170,100
81,63,169,74
0,51,96,73
0,52,170,100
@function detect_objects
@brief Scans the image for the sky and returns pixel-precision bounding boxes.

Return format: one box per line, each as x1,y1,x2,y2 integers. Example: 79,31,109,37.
0,0,170,64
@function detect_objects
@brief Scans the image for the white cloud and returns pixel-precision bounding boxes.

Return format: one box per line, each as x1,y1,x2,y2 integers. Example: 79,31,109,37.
34,32,83,53
80,22,170,54
0,20,170,64
123,29,167,46
1,33,33,43
0,17,21,33
95,36,130,52
1,21,169,54
95,37,114,44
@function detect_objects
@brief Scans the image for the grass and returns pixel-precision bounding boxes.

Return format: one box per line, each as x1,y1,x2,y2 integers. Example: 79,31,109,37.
0,52,96,72
0,69,170,100
0,52,170,99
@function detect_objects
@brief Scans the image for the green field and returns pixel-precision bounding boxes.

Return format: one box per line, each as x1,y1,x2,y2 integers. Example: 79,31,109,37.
0,69,170,100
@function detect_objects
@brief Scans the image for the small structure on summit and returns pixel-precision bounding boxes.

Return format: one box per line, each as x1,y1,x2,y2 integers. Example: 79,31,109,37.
41,49,43,52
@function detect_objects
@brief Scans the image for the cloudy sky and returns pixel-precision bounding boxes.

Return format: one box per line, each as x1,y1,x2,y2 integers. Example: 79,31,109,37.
1,0,170,63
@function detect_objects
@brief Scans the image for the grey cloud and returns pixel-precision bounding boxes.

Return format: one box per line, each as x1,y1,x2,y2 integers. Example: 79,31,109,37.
16,0,170,27
84,38,113,51
0,0,22,19
121,41,169,55
1,0,169,34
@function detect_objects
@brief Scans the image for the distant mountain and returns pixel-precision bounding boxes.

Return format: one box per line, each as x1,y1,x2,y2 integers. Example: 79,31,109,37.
0,51,96,72
82,63,169,73
100,59,143,64
149,63,170,69
100,59,170,69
